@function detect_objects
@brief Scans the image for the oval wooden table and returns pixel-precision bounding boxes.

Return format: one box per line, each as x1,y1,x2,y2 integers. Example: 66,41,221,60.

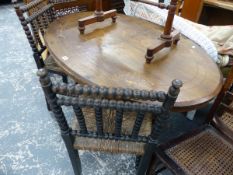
45,12,223,112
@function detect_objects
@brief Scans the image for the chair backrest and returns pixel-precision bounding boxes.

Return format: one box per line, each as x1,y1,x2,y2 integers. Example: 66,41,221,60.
37,68,183,144
15,0,55,69
49,0,89,17
15,0,88,69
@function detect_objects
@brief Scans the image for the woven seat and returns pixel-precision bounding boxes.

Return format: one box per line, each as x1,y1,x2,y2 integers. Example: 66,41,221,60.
74,137,146,155
150,65,233,175
220,112,233,132
154,108,233,175
165,128,233,175
72,108,153,155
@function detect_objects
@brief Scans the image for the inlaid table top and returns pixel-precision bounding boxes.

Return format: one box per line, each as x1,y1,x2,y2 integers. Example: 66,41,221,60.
45,12,223,111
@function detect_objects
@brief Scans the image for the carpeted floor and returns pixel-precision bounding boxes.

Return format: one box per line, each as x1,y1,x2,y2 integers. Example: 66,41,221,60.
0,2,209,175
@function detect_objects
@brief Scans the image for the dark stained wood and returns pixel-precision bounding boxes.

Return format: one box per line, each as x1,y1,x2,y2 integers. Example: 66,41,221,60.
44,12,223,112
38,68,182,175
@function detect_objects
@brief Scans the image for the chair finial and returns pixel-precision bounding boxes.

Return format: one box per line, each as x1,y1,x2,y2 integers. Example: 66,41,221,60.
37,68,48,78
172,79,183,89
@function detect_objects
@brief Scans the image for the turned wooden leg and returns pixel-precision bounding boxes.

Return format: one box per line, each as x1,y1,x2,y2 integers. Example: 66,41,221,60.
79,25,85,35
135,155,142,169
112,16,117,23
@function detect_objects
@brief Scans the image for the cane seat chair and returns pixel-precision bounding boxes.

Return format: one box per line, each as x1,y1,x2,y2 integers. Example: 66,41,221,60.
37,68,183,175
153,68,233,175
215,102,233,140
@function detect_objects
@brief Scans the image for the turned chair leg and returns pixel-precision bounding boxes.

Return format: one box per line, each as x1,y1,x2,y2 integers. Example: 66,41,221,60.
62,133,82,175
62,74,68,83
135,155,142,169
146,154,163,175
45,98,51,111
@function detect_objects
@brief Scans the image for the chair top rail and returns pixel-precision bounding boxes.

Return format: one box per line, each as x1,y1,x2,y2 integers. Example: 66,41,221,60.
57,96,163,113
25,4,53,24
20,0,48,13
52,82,168,102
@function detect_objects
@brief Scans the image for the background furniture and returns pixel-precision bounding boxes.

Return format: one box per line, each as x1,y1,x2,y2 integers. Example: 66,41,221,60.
37,68,182,175
44,12,222,112
200,0,233,25
179,0,204,22
176,0,233,24
152,62,233,175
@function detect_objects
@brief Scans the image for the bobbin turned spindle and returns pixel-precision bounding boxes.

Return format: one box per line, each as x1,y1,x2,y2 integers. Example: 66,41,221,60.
78,0,117,34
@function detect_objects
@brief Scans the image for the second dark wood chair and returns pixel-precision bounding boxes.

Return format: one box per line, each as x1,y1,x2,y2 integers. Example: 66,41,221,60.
151,67,233,175
14,0,68,82
37,68,183,175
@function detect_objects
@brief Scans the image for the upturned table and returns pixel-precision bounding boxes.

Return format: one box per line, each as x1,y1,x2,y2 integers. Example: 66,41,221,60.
44,12,222,112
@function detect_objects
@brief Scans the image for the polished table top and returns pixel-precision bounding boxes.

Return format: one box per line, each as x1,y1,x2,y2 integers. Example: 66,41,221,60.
45,12,222,111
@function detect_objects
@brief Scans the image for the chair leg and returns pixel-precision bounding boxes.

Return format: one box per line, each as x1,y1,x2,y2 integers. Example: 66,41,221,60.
137,143,155,175
62,74,68,83
45,98,51,111
62,132,82,175
135,155,142,169
146,154,162,175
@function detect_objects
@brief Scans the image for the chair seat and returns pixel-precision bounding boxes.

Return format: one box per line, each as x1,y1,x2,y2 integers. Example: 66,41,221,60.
74,137,145,155
220,112,233,131
165,128,233,175
44,55,65,73
72,108,153,155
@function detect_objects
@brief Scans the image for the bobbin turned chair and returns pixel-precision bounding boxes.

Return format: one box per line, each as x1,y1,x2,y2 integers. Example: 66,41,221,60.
37,68,183,175
14,0,69,82
150,67,233,174
15,0,89,82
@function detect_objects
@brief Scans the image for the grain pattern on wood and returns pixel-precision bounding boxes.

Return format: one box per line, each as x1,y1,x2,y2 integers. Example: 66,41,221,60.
44,12,223,112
